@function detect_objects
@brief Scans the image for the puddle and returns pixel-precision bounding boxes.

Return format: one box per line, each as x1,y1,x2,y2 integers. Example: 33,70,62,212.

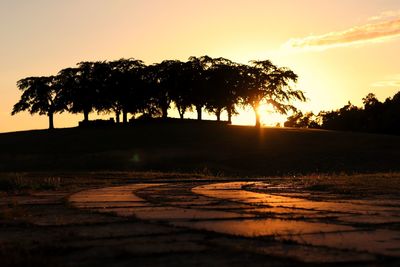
193,182,400,215
69,183,253,221
172,218,353,237
69,184,163,203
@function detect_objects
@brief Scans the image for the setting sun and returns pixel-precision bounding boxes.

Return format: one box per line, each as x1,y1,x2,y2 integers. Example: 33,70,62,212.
228,105,287,127
258,104,288,127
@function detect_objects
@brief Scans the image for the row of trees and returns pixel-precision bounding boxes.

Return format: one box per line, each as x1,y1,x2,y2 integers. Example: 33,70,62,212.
12,56,306,129
284,92,400,135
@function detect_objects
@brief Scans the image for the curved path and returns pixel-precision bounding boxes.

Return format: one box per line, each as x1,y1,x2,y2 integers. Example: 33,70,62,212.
69,181,400,263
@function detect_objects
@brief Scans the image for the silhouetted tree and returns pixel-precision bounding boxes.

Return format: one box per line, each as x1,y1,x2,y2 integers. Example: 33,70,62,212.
284,111,304,128
104,58,146,123
240,60,306,127
319,101,363,131
362,93,380,109
12,76,65,129
170,62,193,119
58,62,108,122
146,60,188,119
151,60,194,119
14,56,311,128
360,93,383,132
313,92,400,134
380,92,400,134
186,56,213,120
205,57,242,123
284,111,319,128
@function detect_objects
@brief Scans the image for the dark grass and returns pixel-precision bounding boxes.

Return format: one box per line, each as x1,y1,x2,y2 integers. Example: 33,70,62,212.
0,174,62,192
1,121,400,175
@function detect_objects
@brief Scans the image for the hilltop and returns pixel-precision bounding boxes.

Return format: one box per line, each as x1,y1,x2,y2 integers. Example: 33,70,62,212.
1,121,400,175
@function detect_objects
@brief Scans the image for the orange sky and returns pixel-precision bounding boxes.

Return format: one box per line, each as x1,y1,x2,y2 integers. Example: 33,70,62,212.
1,0,399,132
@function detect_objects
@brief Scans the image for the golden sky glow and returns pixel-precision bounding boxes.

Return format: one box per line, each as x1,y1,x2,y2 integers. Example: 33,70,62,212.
1,0,400,132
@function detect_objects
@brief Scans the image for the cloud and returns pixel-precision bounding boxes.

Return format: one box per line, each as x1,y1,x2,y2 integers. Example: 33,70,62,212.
371,75,400,87
368,10,400,21
283,16,400,51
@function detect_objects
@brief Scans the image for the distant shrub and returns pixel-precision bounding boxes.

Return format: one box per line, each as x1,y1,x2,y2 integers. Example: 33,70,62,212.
78,119,115,128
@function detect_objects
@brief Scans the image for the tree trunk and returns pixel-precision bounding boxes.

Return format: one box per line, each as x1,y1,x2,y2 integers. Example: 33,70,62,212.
196,105,202,121
227,108,232,124
122,110,128,124
115,111,120,124
253,105,261,127
84,111,89,122
255,113,261,128
178,108,184,119
162,106,168,119
48,112,54,130
216,108,221,122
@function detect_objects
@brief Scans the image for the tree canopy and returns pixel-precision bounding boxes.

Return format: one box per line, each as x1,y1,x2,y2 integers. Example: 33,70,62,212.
12,76,65,129
239,60,306,127
13,56,306,129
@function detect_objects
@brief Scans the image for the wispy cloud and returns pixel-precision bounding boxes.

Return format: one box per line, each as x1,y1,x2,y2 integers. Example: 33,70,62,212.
368,9,400,21
283,13,400,51
371,74,400,87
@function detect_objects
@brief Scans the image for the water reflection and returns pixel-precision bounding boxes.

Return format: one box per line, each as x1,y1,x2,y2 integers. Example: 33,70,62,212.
193,182,400,217
172,218,352,237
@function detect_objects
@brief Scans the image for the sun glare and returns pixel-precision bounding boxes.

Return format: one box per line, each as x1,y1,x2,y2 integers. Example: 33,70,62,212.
230,104,287,127
258,104,287,127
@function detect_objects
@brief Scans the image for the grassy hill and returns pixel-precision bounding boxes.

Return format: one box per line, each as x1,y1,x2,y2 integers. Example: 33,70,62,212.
1,121,400,176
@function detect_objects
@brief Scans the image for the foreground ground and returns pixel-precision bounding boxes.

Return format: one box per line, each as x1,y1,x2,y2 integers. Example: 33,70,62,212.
1,172,400,266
